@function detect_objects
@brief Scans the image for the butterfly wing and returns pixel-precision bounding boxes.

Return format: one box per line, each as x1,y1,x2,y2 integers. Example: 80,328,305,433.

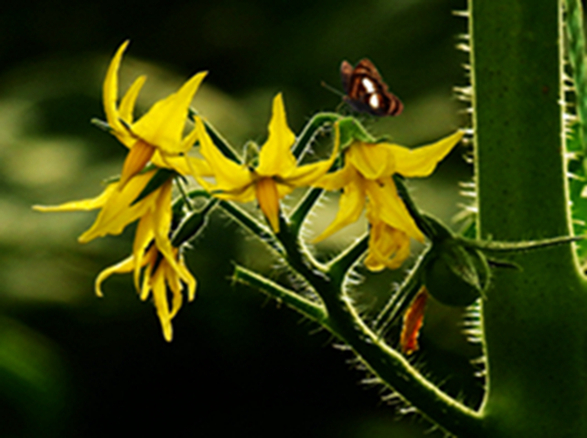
340,58,403,117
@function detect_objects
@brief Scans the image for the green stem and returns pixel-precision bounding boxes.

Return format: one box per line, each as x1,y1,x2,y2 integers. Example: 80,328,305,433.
218,201,285,256
233,264,328,326
327,233,369,284
292,112,341,159
316,281,482,436
565,0,587,152
372,246,430,333
471,0,587,435
288,187,323,236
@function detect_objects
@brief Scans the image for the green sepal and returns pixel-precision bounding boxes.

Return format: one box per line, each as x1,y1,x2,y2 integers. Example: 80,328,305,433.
337,117,376,150
171,198,218,246
90,117,112,133
130,168,176,206
393,175,441,239
188,108,241,163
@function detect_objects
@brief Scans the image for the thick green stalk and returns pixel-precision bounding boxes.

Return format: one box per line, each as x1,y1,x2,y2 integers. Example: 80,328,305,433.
471,0,587,436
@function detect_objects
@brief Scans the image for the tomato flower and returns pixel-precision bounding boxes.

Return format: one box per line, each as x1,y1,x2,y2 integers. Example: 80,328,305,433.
314,129,463,270
103,40,208,185
195,93,338,232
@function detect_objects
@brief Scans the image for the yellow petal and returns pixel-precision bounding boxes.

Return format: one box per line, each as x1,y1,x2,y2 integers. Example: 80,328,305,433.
33,183,118,212
180,254,197,301
95,254,136,297
365,178,424,242
163,260,184,319
103,41,130,139
255,177,281,232
78,171,158,243
312,162,356,191
390,131,463,177
139,247,158,301
132,212,156,291
131,71,207,154
282,122,340,186
151,151,212,177
256,93,297,176
364,220,411,271
195,117,254,192
118,75,146,128
313,178,366,242
118,140,156,189
346,141,396,180
151,267,173,342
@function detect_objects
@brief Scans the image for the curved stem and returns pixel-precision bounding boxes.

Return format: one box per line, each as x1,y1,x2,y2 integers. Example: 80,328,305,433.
318,281,482,436
292,112,341,160
233,264,328,325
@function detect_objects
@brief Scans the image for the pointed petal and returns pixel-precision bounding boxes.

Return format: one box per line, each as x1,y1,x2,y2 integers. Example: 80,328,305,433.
313,178,366,242
94,254,136,297
164,261,184,319
132,212,155,291
283,122,340,186
139,247,158,301
390,131,463,177
256,93,297,176
312,162,356,191
118,140,156,189
151,267,173,342
131,71,207,154
103,41,130,136
151,182,194,288
255,177,281,232
365,178,424,241
152,151,212,177
33,183,118,212
78,171,158,243
180,254,197,301
364,219,411,271
195,117,253,192
347,141,396,179
119,75,146,126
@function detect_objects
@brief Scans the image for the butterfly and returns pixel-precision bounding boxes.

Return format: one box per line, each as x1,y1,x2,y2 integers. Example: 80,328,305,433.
340,59,403,117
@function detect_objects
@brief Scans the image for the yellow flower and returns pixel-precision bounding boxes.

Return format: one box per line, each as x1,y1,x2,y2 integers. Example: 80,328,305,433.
103,41,208,185
195,93,338,232
95,241,196,342
34,169,167,243
314,129,463,270
37,171,196,341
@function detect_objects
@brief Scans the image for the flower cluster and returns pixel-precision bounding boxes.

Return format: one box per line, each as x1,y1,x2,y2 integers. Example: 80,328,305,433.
35,41,463,341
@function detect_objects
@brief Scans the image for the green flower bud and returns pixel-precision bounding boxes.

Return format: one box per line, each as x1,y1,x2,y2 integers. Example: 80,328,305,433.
423,243,488,307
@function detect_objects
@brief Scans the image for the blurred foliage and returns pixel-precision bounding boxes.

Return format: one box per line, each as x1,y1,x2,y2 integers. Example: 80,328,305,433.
0,0,478,436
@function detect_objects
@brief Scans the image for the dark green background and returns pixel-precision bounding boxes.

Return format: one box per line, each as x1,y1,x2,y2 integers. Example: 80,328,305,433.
0,0,482,436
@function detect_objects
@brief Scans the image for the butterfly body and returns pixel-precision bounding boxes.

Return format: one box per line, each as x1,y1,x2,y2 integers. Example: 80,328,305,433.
340,59,403,117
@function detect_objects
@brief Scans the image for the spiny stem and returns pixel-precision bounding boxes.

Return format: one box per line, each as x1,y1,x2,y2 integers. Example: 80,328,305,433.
372,246,430,333
233,264,329,326
565,0,587,152
292,112,341,159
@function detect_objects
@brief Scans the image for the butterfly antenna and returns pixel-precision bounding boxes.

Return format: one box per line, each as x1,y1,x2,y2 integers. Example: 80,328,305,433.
320,80,346,98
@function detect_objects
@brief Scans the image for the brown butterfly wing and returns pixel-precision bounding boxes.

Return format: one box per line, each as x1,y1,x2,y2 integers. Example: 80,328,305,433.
340,58,403,117
340,60,354,94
